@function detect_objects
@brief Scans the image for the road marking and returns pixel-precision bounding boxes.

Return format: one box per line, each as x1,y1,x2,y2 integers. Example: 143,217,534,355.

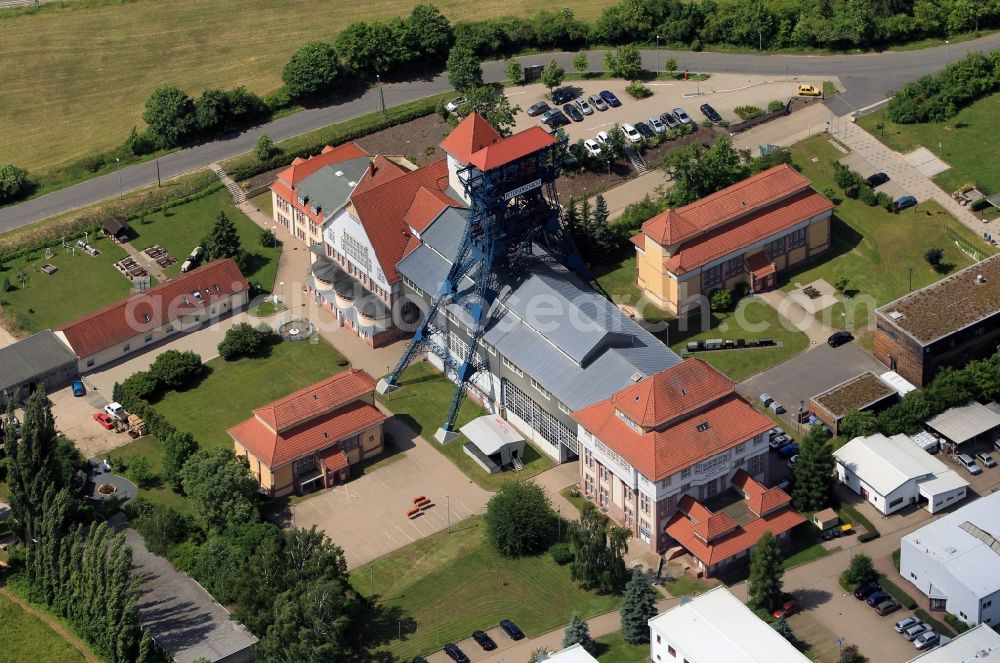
396,525,415,541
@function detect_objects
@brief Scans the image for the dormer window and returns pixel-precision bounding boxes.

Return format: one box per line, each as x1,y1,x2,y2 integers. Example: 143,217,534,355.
615,409,642,433
697,422,710,432
297,195,307,205
192,291,203,301
311,206,320,215
213,285,221,293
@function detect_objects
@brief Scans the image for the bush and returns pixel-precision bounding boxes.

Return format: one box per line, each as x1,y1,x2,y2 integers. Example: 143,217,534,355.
887,50,1000,124
119,370,158,402
733,282,751,301
842,553,877,587
255,135,276,161
258,227,280,248
876,191,894,211
924,247,944,266
734,105,763,120
709,288,734,312
624,81,652,99
127,456,153,487
218,322,271,360
858,185,877,206
484,482,555,558
971,197,991,212
550,542,574,565
149,350,203,389
767,99,786,113
0,163,31,204
282,41,340,100
944,612,971,633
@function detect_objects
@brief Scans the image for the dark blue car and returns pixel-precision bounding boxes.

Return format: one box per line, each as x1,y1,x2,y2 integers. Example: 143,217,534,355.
866,590,891,607
71,379,86,397
599,90,622,107
894,195,917,211
778,443,799,459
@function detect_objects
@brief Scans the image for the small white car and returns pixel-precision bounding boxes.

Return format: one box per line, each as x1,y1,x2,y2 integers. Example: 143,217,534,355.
584,139,602,156
648,116,667,134
673,107,693,124
588,94,608,111
957,453,982,475
595,131,610,145
104,402,127,421
903,622,931,641
445,97,465,113
894,616,921,633
576,98,594,115
621,123,642,144
976,452,997,468
913,631,939,650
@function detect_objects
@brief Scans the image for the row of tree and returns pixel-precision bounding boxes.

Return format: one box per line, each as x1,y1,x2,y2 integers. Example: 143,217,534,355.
141,85,267,149
887,48,1000,124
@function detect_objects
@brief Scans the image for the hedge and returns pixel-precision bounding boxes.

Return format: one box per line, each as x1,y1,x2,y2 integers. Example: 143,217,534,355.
915,609,955,637
944,612,970,633
838,504,880,542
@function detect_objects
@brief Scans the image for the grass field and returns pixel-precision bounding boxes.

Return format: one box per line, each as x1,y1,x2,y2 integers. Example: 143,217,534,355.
131,188,280,286
109,435,195,516
0,593,89,663
0,233,130,333
377,361,554,490
151,336,348,452
352,516,620,660
593,633,649,662
857,92,1000,196
248,191,273,218
0,0,616,174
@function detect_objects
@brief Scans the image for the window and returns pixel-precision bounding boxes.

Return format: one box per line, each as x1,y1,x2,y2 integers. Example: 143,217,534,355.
681,467,691,479
123,343,130,352
502,356,523,377
447,331,469,362
660,476,671,487
640,493,650,514
599,486,609,507
86,359,95,368
531,378,550,400
342,231,371,271
656,634,661,644
668,645,676,657
747,454,763,476
615,409,642,433
558,401,572,414
166,325,174,333
702,263,722,288
724,255,744,278
753,433,765,446
502,380,576,452
624,506,633,527
144,334,153,343
595,438,631,470
735,442,746,454
766,236,786,258
787,227,807,250
486,344,496,356
889,497,904,508
696,422,710,432
985,600,993,609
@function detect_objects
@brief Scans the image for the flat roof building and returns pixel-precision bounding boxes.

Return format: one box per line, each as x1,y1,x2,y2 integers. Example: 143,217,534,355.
926,401,1000,448
809,371,899,435
906,623,1000,662
875,253,1000,386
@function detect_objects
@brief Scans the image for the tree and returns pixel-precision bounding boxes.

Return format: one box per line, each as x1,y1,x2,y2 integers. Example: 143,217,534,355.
404,4,453,59
505,58,524,85
218,322,270,360
562,613,596,654
709,288,734,312
483,482,554,557
258,578,365,662
620,568,658,644
163,431,198,491
148,350,202,390
255,134,276,161
127,456,153,487
792,423,835,511
662,135,751,206
457,86,520,136
605,44,643,79
179,448,258,531
585,193,616,260
839,643,867,663
193,88,229,134
748,531,784,611
572,51,589,75
838,410,879,439
834,276,850,295
569,508,630,593
335,20,410,79
282,41,340,100
924,247,944,266
843,552,877,587
446,44,483,93
541,59,566,95
0,163,30,203
142,86,197,146
664,57,678,78
203,210,243,263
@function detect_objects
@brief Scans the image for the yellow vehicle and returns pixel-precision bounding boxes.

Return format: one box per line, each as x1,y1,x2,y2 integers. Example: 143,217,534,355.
798,84,822,97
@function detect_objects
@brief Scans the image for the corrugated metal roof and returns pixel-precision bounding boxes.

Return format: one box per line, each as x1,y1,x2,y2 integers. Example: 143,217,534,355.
0,330,76,391
295,156,371,216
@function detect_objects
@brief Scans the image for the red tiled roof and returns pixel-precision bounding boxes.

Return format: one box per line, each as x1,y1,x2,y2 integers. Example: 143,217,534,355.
351,155,407,196
350,159,449,284
321,446,349,473
747,250,776,278
663,188,834,275
611,359,735,427
229,400,387,468
253,369,377,432
677,496,739,543
275,143,368,187
641,209,702,246
666,503,805,566
57,259,248,358
467,126,556,171
732,470,791,516
400,234,423,260
405,185,459,234
439,113,502,163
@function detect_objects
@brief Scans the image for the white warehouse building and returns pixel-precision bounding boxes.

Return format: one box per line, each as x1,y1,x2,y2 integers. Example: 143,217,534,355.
834,433,968,515
901,490,1000,628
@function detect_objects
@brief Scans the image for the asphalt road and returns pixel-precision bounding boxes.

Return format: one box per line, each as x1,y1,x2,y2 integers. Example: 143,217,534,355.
3,31,999,232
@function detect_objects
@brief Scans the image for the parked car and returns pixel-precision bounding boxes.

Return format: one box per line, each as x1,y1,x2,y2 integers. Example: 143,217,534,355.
778,443,800,459
541,109,569,127
660,112,680,129
787,454,799,470
699,103,723,123
93,412,115,430
621,123,642,144
562,103,584,122
772,600,800,619
854,581,882,600
412,657,429,663
876,599,902,616
599,90,622,107
443,643,470,663
913,631,940,650
770,433,791,451
957,453,982,475
895,616,921,633
500,619,524,640
527,101,551,117
797,84,822,96
976,452,997,468
472,631,496,651
71,379,86,397
552,88,575,105
445,97,466,113
828,331,854,347
673,107,693,124
903,622,931,641
994,438,1000,454
635,121,656,138
759,393,774,407
769,400,786,415
584,139,602,157
648,116,667,134
866,172,890,187
104,402,127,420
866,590,892,607
588,94,609,111
595,131,610,145
576,98,594,115
895,195,918,211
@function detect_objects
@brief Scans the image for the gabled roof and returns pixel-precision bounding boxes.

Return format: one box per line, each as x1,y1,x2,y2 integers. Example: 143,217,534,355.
405,185,460,234
732,469,792,516
834,432,968,496
467,126,556,171
252,369,377,433
275,143,368,187
291,156,372,220
351,155,407,196
611,359,734,428
0,330,77,391
640,208,701,246
678,496,738,543
57,259,247,359
439,113,502,163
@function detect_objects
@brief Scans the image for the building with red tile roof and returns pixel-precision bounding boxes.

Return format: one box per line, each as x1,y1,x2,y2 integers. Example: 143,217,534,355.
665,476,804,576
55,259,249,372
228,369,388,497
632,165,834,315
573,359,775,553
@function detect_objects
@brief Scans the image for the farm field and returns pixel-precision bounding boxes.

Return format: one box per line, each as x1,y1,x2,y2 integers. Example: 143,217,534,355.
0,0,616,174
0,592,90,663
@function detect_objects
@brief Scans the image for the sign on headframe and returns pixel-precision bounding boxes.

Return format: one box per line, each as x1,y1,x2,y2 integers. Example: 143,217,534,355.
503,178,542,201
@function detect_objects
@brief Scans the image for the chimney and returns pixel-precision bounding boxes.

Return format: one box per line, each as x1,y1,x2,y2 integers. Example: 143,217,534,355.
368,160,375,179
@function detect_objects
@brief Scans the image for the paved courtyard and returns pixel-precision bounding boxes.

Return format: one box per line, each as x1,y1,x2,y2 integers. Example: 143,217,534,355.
291,415,490,569
48,383,132,458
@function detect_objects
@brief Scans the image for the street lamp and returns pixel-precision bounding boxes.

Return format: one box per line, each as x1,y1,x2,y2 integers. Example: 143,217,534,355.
116,157,123,200
656,35,661,75
945,40,951,64
908,266,913,292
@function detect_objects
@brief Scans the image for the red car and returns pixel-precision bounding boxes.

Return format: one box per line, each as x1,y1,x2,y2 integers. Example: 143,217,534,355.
93,412,115,430
772,600,800,619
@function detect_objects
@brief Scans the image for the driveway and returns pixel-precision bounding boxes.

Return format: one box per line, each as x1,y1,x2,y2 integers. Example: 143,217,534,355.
738,342,887,432
291,415,490,570
47,383,135,458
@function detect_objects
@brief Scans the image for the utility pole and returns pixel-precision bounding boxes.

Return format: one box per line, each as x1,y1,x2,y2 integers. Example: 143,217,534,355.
908,266,913,292
447,495,451,533
656,35,660,75
156,160,161,188
116,157,123,199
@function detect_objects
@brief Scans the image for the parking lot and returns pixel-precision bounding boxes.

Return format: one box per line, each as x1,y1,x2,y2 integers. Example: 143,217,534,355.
48,383,131,459
507,74,818,145
839,151,911,201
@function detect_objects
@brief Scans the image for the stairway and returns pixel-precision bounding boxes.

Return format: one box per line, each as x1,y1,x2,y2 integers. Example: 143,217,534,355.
512,456,524,472
212,166,247,205
625,146,647,175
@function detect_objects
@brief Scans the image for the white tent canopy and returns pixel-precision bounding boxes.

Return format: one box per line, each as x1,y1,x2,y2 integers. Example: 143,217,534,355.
461,415,525,455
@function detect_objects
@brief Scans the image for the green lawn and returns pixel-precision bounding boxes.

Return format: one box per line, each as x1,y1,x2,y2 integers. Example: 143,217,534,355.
0,233,130,333
109,435,194,517
593,633,650,663
783,524,837,569
248,191,273,218
352,516,620,660
664,574,712,597
131,188,280,288
377,361,554,490
0,593,88,663
857,92,1000,196
151,337,348,452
